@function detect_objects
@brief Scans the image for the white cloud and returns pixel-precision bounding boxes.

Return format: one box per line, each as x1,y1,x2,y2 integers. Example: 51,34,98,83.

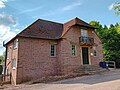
0,0,7,8
1,0,7,1
14,28,20,32
0,13,17,26
0,25,16,55
0,13,17,55
62,2,82,11
109,3,114,11
19,6,42,14
0,25,16,45
108,3,120,11
33,1,82,18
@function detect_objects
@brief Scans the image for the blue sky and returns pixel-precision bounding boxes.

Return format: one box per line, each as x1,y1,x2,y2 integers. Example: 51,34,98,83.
0,0,120,55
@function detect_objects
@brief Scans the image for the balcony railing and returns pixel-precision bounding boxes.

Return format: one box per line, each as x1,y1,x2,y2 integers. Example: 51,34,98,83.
80,36,94,44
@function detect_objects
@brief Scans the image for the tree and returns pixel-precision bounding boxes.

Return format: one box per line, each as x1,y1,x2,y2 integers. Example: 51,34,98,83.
89,21,104,38
89,21,108,42
0,52,5,64
113,2,120,15
0,55,4,64
90,21,120,68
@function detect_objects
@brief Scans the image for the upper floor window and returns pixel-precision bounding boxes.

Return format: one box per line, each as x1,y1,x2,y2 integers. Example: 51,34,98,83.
13,39,18,49
93,46,97,57
12,59,16,69
81,29,88,37
71,44,76,56
50,44,56,57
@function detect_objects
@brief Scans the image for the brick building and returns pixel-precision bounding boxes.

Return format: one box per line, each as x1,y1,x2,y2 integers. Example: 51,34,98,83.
4,17,103,85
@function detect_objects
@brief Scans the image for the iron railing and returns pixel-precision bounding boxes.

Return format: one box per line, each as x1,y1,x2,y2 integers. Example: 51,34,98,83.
80,36,94,44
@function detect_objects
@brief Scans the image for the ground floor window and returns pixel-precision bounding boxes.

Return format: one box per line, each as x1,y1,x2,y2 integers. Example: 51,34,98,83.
93,46,97,57
71,44,76,56
50,44,56,57
7,68,10,75
12,59,16,69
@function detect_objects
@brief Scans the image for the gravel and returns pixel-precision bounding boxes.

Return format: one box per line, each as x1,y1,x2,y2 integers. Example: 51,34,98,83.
3,69,120,90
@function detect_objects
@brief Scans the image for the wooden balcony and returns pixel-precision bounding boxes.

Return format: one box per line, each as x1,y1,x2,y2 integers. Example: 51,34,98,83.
79,36,94,46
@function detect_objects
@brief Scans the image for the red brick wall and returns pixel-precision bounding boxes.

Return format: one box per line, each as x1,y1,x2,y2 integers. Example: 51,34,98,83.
17,37,59,83
5,40,18,85
5,25,103,85
60,26,103,73
90,31,103,65
59,26,81,74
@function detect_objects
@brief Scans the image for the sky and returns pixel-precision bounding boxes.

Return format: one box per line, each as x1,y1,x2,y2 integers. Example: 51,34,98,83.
0,0,120,55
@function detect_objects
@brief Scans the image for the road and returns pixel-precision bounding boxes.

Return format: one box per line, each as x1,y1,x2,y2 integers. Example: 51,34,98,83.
5,69,120,90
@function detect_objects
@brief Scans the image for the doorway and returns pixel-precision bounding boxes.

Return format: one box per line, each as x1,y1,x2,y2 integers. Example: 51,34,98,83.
82,47,89,64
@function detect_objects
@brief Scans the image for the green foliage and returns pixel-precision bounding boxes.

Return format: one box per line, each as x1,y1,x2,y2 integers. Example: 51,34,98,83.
113,2,120,16
0,65,3,75
0,55,4,64
90,21,120,68
115,23,120,34
89,21,105,40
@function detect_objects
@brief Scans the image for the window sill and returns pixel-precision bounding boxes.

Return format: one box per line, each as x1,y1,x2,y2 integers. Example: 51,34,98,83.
13,47,17,50
71,55,77,57
12,67,16,70
50,56,56,58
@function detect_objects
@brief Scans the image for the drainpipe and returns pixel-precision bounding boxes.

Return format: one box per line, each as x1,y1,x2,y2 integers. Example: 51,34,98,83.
3,41,7,81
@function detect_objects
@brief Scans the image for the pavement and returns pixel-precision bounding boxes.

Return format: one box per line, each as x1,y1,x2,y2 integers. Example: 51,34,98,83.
4,69,120,90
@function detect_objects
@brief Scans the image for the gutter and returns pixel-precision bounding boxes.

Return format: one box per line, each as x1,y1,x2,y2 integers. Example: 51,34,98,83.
3,41,7,81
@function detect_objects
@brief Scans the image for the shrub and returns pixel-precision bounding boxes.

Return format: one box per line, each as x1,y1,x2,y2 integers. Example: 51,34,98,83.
0,65,3,75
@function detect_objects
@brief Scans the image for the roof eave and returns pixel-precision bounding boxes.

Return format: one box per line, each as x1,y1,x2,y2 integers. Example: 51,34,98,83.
75,24,97,29
4,35,18,46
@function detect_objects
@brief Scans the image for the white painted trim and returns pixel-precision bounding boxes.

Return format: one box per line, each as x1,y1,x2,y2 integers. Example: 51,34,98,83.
12,58,17,69
88,47,91,65
13,39,18,49
80,47,83,65
12,67,16,70
81,29,88,37
93,46,97,57
71,44,77,57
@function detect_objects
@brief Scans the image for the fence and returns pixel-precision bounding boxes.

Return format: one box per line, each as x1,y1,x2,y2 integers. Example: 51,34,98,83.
105,61,116,69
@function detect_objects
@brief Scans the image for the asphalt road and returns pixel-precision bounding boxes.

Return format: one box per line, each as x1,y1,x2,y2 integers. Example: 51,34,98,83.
5,69,120,90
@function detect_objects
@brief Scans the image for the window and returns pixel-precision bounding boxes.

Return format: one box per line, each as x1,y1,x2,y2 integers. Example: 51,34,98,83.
7,68,10,75
71,44,76,56
7,47,9,59
13,39,18,49
81,29,88,37
12,59,16,69
50,45,56,57
93,46,97,56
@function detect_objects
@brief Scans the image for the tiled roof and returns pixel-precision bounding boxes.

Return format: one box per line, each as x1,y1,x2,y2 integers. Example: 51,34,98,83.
75,17,95,28
18,19,63,39
18,17,95,39
5,17,96,45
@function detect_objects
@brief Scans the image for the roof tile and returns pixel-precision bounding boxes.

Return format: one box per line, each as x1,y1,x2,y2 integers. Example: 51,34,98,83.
6,17,95,45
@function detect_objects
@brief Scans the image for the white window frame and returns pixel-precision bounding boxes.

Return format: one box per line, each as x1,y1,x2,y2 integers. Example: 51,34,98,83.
81,29,88,37
7,68,10,75
50,44,56,57
13,39,18,49
7,47,9,59
71,44,77,56
12,59,16,69
93,46,97,57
